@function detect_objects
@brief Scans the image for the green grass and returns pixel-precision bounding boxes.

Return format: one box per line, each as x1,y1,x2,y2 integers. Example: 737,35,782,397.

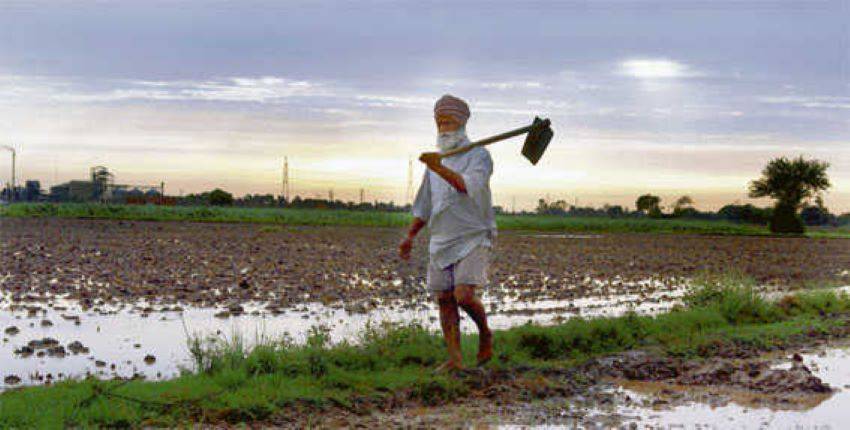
2,274,850,428
807,225,850,239
3,202,831,237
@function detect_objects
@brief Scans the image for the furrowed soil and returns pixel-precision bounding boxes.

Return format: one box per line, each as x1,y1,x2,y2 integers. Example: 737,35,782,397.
3,217,850,428
1,217,848,309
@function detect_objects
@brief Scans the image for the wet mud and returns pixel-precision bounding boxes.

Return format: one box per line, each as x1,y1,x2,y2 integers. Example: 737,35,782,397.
3,217,850,427
312,334,850,429
2,217,848,310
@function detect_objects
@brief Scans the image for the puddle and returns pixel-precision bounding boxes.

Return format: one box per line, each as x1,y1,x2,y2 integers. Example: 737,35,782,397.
0,281,689,390
598,346,850,429
2,284,846,392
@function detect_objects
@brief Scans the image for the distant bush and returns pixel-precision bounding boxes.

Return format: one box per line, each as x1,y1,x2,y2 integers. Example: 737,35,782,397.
209,188,234,206
800,205,835,226
717,204,772,225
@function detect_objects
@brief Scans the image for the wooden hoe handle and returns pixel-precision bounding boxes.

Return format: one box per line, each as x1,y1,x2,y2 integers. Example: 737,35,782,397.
437,121,544,159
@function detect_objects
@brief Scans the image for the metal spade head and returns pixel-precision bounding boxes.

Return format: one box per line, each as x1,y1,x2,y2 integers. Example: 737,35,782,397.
521,117,553,165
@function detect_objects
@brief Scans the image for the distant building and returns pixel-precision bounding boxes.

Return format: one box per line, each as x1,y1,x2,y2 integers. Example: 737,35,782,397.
49,166,166,204
50,180,96,202
2,179,43,201
23,180,42,201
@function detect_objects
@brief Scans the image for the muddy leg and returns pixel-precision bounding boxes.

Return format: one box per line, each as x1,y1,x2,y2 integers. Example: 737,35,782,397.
454,284,492,365
437,290,463,370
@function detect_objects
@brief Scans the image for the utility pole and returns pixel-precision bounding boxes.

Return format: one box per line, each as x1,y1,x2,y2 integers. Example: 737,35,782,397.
512,196,516,214
328,189,334,201
2,145,14,202
281,157,290,202
359,188,365,205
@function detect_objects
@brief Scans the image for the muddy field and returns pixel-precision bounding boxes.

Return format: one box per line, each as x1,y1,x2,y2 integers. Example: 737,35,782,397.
2,217,850,426
2,218,849,310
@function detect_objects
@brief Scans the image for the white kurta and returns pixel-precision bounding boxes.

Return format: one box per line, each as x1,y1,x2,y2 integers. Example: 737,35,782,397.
412,143,497,270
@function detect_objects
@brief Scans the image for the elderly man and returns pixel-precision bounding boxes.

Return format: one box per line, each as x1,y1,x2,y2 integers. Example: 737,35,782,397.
399,94,496,372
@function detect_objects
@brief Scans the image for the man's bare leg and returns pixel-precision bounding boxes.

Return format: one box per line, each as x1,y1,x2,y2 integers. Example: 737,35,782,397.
454,284,492,365
436,290,463,371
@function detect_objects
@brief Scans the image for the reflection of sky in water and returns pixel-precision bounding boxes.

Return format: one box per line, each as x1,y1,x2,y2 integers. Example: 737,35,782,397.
2,283,848,402
0,279,689,389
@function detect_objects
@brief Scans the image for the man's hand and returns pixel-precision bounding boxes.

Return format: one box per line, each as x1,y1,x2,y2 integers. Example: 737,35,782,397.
400,217,425,261
418,152,442,170
399,236,413,260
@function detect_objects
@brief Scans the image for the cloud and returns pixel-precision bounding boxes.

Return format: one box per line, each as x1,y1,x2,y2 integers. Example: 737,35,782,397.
353,94,433,109
0,75,329,104
618,59,699,79
71,77,325,103
480,81,544,90
759,95,850,110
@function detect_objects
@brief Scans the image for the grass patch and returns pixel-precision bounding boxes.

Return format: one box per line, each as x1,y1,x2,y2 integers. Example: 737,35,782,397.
4,202,836,237
2,275,850,427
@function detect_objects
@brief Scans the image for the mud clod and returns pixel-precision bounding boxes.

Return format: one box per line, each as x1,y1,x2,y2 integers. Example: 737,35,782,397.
67,341,89,354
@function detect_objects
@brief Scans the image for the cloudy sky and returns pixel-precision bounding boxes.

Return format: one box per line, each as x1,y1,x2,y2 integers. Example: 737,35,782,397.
0,0,848,211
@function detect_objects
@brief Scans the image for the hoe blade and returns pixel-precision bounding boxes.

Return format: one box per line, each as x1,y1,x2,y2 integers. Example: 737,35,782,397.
521,117,553,165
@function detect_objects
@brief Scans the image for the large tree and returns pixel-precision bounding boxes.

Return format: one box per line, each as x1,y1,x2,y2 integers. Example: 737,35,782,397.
748,156,830,233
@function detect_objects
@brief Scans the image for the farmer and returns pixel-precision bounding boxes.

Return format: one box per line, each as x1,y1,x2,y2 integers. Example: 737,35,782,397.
399,94,496,372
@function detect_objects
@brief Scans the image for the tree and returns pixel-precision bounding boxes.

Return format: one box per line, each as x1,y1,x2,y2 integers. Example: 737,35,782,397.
208,188,234,206
636,194,662,217
674,195,693,210
604,204,625,218
748,156,830,234
672,195,695,217
536,198,567,216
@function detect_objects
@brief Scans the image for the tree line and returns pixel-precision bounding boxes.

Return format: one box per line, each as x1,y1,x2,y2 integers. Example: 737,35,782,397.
178,189,411,212
176,156,844,234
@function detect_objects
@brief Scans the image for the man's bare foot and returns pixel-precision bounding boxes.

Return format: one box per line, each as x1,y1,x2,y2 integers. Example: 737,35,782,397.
434,359,464,374
476,330,493,366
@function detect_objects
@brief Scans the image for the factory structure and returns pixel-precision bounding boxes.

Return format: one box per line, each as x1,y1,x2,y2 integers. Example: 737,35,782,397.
49,166,171,204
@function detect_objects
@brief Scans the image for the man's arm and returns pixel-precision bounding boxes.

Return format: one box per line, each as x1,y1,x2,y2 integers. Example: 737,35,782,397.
419,152,467,193
399,217,426,260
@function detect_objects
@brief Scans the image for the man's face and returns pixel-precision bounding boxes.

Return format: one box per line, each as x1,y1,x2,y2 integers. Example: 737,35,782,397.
435,113,463,133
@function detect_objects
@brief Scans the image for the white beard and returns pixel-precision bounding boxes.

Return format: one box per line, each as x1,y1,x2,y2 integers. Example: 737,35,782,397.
436,126,468,152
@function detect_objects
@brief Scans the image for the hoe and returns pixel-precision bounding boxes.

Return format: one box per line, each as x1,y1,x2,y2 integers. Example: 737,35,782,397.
438,116,554,165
